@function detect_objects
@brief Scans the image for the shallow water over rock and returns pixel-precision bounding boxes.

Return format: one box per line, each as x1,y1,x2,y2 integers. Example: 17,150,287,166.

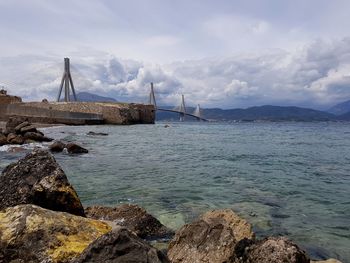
0,122,349,262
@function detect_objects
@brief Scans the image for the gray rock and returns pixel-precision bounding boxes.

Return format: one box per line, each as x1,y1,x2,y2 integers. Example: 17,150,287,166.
20,124,38,134
72,227,170,263
24,132,53,142
244,237,310,263
0,133,7,146
87,131,108,136
168,209,255,263
7,133,17,142
49,141,66,152
0,149,85,216
14,121,30,133
66,142,88,154
85,204,174,239
5,117,27,134
10,135,24,145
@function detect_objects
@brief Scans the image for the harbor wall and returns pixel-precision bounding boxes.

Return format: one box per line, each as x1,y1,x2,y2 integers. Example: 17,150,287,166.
0,101,155,125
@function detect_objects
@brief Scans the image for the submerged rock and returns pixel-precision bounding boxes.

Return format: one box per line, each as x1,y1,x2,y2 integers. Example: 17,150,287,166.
0,149,85,216
66,142,89,154
6,146,26,153
0,204,111,263
49,140,66,152
244,237,310,263
168,209,255,263
85,204,174,239
72,227,170,263
87,131,108,136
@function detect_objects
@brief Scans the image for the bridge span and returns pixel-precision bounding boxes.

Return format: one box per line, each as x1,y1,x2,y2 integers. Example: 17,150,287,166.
149,83,208,122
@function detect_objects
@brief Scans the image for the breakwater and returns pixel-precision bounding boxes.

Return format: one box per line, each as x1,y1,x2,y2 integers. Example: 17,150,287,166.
0,101,155,125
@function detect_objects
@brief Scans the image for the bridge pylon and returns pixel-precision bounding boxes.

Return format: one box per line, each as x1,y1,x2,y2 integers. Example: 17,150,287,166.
57,58,77,102
149,82,157,109
179,94,186,122
193,104,202,119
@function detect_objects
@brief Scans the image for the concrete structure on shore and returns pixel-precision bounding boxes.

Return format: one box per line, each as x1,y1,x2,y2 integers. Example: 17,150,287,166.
0,90,155,125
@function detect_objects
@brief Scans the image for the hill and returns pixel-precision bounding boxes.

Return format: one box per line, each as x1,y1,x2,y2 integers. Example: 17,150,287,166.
338,111,350,120
327,100,350,115
75,92,117,102
156,105,336,122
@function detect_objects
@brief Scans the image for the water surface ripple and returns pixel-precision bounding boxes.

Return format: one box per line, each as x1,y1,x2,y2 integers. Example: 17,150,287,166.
0,122,349,261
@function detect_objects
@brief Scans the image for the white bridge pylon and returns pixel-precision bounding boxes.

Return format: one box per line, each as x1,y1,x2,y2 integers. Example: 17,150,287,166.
148,82,206,121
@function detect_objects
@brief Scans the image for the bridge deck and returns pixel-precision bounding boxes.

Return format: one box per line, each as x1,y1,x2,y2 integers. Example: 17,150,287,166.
157,108,208,121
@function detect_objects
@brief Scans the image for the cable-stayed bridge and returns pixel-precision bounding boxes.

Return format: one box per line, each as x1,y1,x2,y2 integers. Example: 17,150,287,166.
1,58,207,122
149,83,207,121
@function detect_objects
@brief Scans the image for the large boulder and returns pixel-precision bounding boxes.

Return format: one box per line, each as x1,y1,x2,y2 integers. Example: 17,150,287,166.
66,142,89,154
72,227,169,263
167,209,255,263
49,140,66,152
9,135,24,145
0,205,112,263
14,121,30,133
24,131,53,142
4,116,27,134
6,132,17,142
20,124,38,134
202,209,255,241
244,237,310,263
0,133,7,146
0,149,85,216
85,204,174,239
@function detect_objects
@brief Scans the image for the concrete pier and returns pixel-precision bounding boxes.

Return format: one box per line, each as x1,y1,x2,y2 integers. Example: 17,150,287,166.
0,91,155,125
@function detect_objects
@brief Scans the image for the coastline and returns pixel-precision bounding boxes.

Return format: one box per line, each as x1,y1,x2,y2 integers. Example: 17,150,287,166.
0,122,349,262
0,149,343,262
0,121,65,130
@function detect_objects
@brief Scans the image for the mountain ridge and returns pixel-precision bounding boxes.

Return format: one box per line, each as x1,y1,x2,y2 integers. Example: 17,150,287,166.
60,92,117,102
156,105,337,121
327,100,350,115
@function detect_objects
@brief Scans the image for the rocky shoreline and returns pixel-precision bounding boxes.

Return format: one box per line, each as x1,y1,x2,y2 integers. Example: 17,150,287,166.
0,117,89,154
0,149,342,263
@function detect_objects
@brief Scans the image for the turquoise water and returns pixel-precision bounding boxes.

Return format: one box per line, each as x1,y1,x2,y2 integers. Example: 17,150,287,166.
0,122,349,262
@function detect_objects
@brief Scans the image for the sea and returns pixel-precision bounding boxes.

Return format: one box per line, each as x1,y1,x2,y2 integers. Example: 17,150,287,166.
0,122,349,262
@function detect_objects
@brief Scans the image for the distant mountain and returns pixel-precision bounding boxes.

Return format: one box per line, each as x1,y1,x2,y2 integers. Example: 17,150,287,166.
156,105,336,121
76,92,117,102
327,100,350,115
60,92,117,102
338,111,350,120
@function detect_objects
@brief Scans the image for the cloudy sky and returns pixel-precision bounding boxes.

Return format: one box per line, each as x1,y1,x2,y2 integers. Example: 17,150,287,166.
1,0,350,109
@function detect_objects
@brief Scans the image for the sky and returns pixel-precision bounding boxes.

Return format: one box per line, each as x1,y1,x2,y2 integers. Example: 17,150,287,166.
1,0,350,109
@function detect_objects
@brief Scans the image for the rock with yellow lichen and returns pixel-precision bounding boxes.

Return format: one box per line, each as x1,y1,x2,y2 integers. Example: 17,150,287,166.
0,204,112,263
0,149,85,216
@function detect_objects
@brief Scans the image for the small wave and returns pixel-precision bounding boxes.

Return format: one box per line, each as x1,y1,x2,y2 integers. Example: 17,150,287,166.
0,143,48,152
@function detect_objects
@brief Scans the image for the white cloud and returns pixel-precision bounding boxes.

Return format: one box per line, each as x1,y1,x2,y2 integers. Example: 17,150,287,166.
145,35,182,47
1,38,350,109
